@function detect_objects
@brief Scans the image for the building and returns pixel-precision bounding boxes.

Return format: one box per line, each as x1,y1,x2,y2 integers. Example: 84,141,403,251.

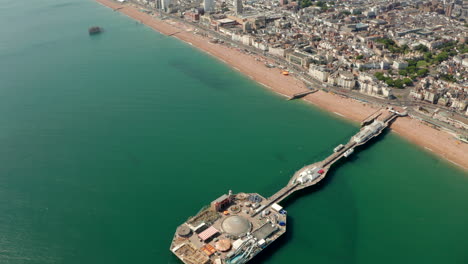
204,0,215,12
161,0,171,11
393,60,408,70
286,51,313,68
268,46,287,57
424,90,438,103
210,193,232,211
234,0,243,14
353,120,385,144
358,74,393,99
185,11,200,21
309,66,330,82
336,71,356,90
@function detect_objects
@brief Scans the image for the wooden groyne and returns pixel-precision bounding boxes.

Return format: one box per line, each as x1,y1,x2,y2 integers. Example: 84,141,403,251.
167,31,181,36
287,89,317,101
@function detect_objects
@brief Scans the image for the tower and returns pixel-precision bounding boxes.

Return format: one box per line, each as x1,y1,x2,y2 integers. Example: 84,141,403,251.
234,0,243,14
204,0,215,12
161,0,171,12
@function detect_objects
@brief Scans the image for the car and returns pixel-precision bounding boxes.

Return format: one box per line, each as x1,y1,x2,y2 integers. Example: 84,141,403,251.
318,169,324,174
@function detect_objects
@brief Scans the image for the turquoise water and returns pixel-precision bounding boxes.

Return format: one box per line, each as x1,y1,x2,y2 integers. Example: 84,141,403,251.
0,0,467,263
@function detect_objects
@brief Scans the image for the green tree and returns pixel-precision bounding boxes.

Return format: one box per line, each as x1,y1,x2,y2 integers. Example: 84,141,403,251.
414,44,428,52
407,65,417,74
424,52,433,61
440,74,456,82
399,69,407,76
417,60,428,68
385,79,395,87
374,72,385,81
403,78,413,86
417,68,429,77
356,54,364,60
407,59,417,67
300,0,312,8
394,79,404,89
316,1,326,7
435,51,449,63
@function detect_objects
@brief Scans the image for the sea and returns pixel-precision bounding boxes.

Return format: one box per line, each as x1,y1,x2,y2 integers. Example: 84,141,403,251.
0,0,467,263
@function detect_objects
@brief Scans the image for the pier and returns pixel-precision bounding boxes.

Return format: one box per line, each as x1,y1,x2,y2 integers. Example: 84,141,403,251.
360,108,383,127
259,107,406,211
171,107,407,264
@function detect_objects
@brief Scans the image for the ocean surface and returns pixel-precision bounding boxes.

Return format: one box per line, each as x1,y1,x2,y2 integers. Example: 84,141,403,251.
0,0,467,263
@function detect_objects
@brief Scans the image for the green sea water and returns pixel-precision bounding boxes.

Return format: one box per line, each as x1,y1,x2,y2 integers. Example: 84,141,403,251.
0,0,467,263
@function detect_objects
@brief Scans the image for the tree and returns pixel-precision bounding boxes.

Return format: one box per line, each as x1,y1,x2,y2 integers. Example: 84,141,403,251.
398,69,408,76
417,60,428,68
316,1,326,7
407,65,417,74
385,79,395,87
407,59,417,67
356,54,364,60
401,44,410,53
424,52,432,61
440,74,456,82
300,0,312,8
435,51,449,63
374,72,385,81
403,78,413,86
417,68,429,77
394,79,404,89
414,44,428,52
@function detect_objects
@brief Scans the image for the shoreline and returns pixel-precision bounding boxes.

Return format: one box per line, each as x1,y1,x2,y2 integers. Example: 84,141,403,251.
93,0,468,171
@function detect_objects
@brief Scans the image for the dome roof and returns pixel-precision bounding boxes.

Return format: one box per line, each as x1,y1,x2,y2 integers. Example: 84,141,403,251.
215,239,232,252
177,225,192,237
221,215,252,237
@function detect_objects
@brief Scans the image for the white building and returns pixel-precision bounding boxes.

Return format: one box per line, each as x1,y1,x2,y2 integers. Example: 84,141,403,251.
358,74,393,99
234,0,243,14
393,60,408,70
204,0,215,12
269,46,287,57
161,0,171,11
242,35,252,46
353,120,385,144
309,66,330,82
336,71,356,89
463,58,468,68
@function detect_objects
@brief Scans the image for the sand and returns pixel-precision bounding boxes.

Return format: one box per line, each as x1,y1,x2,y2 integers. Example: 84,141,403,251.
94,0,468,171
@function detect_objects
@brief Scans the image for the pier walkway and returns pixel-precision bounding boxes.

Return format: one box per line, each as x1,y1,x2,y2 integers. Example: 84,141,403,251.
255,108,406,213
